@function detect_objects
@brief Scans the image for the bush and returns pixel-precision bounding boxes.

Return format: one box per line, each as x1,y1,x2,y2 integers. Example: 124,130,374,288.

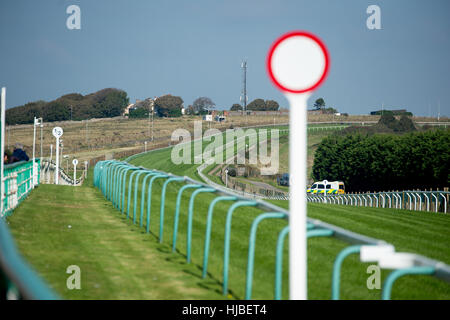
312,129,450,192
155,95,183,117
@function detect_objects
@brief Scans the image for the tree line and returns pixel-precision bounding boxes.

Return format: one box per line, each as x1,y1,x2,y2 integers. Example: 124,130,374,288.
230,99,280,111
312,128,449,192
7,88,284,124
6,88,129,125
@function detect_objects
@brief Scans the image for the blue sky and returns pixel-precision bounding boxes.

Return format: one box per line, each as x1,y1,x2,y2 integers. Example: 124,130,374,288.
0,0,449,116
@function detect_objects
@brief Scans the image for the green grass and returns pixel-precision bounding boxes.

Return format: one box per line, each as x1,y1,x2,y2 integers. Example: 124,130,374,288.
6,173,228,300
6,124,450,300
7,169,450,299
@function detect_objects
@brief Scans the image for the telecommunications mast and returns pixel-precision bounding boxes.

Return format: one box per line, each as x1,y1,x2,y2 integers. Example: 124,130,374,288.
240,60,248,122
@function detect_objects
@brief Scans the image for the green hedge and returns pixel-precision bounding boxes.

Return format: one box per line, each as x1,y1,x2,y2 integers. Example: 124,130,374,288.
312,129,449,192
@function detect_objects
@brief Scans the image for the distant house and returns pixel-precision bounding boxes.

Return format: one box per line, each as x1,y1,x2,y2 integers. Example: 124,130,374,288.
123,103,136,116
123,98,156,117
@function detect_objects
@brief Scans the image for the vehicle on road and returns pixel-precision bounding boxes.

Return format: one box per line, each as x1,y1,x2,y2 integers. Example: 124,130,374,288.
307,180,345,194
277,173,289,186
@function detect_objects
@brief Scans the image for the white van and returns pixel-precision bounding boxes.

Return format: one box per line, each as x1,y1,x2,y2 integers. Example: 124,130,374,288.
307,180,345,194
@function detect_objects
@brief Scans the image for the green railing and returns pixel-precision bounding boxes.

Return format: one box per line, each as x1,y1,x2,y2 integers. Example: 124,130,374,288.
2,159,40,217
0,218,59,300
94,160,450,300
0,157,59,299
1,86,57,299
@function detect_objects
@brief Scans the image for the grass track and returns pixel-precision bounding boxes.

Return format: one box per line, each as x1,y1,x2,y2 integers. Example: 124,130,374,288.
6,124,450,299
7,170,450,299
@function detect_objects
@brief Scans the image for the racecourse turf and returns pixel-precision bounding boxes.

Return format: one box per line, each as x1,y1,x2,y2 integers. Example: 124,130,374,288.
5,127,450,299
6,167,450,299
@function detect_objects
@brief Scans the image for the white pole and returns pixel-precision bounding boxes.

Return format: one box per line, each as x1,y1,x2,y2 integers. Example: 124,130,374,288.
438,100,440,121
152,105,154,142
266,31,329,300
225,170,228,187
73,164,77,186
287,93,309,300
50,144,53,162
1,88,6,215
55,138,60,185
32,117,36,189
40,123,43,159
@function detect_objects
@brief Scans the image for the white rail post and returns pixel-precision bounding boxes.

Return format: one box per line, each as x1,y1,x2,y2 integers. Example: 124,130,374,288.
439,193,447,213
412,192,418,211
72,159,78,186
32,117,36,189
424,192,430,212
431,192,438,213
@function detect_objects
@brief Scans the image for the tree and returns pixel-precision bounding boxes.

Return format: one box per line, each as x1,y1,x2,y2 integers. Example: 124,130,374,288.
230,104,243,111
312,130,449,192
192,97,215,115
265,100,280,111
397,115,416,132
129,107,149,118
247,98,265,111
314,98,325,110
155,94,183,117
246,99,280,111
96,90,129,118
43,101,70,122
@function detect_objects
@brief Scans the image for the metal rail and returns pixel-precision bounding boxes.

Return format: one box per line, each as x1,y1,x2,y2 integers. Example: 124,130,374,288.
94,160,450,300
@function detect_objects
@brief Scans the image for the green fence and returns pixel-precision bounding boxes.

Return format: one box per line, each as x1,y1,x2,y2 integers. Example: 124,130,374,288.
94,160,450,300
2,160,40,217
0,87,58,299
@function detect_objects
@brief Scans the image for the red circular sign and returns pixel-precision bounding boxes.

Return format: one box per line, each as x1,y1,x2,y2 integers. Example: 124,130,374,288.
267,31,330,94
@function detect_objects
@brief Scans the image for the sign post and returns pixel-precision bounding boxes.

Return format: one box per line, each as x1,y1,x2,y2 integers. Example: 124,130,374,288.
225,169,229,188
52,127,63,185
72,159,78,186
267,31,329,300
32,117,43,189
84,160,88,178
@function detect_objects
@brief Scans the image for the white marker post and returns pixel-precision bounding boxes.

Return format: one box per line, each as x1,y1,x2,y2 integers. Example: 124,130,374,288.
52,127,63,185
32,117,37,188
72,159,78,186
267,31,329,300
225,169,229,187
84,160,88,178
50,144,53,162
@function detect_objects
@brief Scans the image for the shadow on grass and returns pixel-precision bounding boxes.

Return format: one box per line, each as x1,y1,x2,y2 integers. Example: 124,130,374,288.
108,206,241,299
